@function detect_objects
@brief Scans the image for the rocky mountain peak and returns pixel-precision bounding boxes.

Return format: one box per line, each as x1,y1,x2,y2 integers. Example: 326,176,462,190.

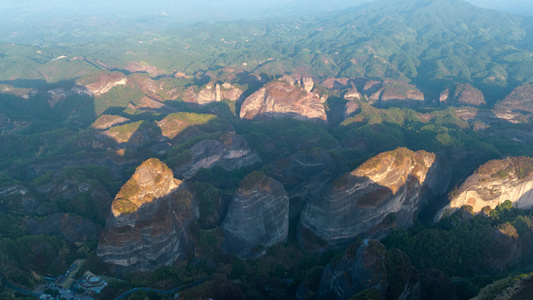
97,158,195,274
111,158,181,217
299,148,439,251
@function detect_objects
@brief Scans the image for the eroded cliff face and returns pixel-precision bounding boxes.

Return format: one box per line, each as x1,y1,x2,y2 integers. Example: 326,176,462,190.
497,83,533,114
299,148,437,252
363,80,425,108
77,71,127,96
175,132,261,179
97,158,195,274
438,157,533,219
183,82,244,105
440,83,485,107
239,76,327,121
221,172,289,259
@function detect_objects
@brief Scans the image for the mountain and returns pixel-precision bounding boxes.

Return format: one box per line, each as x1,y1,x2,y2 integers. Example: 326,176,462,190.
299,148,442,251
96,158,196,274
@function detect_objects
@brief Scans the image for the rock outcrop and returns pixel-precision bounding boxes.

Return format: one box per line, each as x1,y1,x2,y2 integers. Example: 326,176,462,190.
299,148,437,251
221,172,289,259
318,239,420,300
97,158,195,274
239,77,327,121
440,84,485,106
437,157,533,219
175,132,261,179
183,83,243,105
493,274,533,300
344,101,360,118
91,115,131,130
125,61,166,77
495,84,533,117
78,71,127,96
362,80,424,108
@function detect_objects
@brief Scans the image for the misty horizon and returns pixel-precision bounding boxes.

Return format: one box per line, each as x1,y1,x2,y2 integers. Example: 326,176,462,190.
2,0,533,45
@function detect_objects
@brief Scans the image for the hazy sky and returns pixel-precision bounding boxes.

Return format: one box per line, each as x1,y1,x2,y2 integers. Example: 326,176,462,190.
1,0,533,44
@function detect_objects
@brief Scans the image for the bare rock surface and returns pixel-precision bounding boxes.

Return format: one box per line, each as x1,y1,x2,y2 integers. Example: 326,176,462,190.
78,71,127,96
239,77,327,121
362,80,424,108
437,157,533,219
97,158,195,274
440,83,485,106
299,148,437,251
175,132,261,179
183,83,243,105
221,172,289,259
497,83,533,114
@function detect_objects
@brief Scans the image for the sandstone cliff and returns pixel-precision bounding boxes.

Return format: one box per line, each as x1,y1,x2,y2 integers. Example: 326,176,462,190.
77,71,127,96
183,82,243,105
239,77,327,122
221,172,289,259
299,148,437,251
363,80,424,108
318,239,420,300
438,157,533,218
97,158,195,274
174,132,261,179
496,83,533,114
440,83,485,107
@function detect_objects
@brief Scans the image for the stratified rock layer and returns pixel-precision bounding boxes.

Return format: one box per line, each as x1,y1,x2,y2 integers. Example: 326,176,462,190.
175,132,261,179
221,172,289,259
97,158,195,274
438,157,533,218
299,148,437,251
239,77,327,121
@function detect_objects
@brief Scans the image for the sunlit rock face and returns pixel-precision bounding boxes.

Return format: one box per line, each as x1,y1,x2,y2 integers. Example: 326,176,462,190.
174,132,261,179
299,148,438,252
437,157,533,220
78,71,127,96
97,158,195,274
183,82,244,105
239,76,327,122
221,172,289,259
